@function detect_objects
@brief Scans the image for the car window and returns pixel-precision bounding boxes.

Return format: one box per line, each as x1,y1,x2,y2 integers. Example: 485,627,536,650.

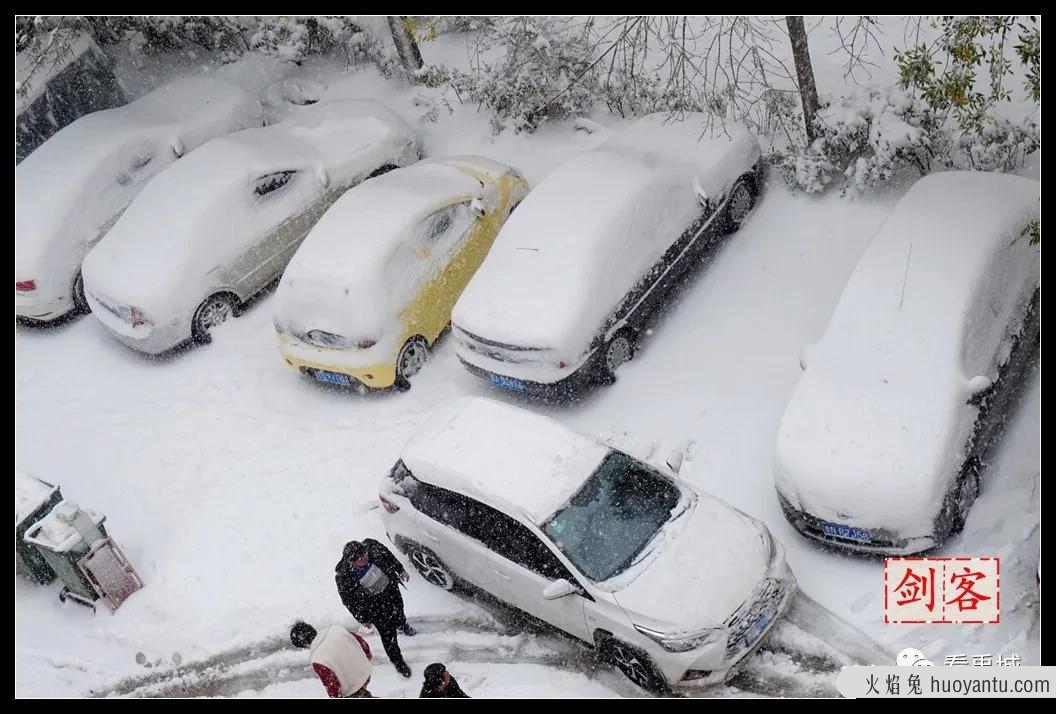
116,145,156,187
410,479,575,582
475,505,576,582
961,230,1038,377
414,201,476,263
542,450,682,582
254,170,297,198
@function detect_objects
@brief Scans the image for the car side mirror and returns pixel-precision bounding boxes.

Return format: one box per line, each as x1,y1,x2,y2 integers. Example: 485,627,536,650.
171,138,185,158
317,168,330,189
542,578,579,600
966,375,993,406
470,196,486,218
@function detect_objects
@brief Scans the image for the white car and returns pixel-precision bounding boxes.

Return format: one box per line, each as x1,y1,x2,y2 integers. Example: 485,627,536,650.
379,397,796,692
452,112,762,397
775,172,1040,555
15,76,262,323
82,99,418,355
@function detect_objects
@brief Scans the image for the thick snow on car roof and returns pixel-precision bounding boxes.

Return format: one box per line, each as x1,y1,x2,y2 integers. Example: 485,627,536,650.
776,171,1039,530
452,112,759,354
84,99,411,304
274,158,489,343
401,398,611,525
15,76,259,247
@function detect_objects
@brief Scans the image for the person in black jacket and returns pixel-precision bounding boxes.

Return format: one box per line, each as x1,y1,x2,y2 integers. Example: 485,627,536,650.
420,663,471,698
335,539,416,678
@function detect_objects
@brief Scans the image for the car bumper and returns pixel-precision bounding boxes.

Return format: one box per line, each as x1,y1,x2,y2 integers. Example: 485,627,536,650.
457,354,598,399
277,335,398,390
15,292,73,322
777,491,937,555
86,293,188,355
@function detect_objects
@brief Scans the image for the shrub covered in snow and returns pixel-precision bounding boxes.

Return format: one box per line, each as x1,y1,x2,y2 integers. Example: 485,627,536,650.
422,17,598,134
771,87,1038,195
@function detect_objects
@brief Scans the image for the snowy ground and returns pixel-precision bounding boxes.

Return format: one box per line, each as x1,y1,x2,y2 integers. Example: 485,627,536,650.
15,31,1040,698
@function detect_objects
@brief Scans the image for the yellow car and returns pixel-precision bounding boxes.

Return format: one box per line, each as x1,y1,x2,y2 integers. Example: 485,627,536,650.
274,156,529,391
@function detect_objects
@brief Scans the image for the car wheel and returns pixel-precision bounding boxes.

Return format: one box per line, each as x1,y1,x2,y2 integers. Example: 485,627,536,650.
724,177,757,232
598,330,635,384
72,271,89,314
406,545,455,591
395,335,429,390
947,458,981,536
192,293,238,345
601,637,669,694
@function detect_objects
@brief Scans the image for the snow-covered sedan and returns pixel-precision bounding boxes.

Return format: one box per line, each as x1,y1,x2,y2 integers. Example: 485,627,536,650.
15,76,262,323
775,172,1040,555
275,156,529,391
452,112,762,397
82,99,418,355
379,397,796,692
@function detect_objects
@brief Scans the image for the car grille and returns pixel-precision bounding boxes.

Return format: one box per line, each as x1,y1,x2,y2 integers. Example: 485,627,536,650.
724,578,786,661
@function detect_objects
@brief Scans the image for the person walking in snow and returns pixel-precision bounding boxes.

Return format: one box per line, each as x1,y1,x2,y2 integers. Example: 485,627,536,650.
335,539,416,678
290,621,375,698
419,663,471,698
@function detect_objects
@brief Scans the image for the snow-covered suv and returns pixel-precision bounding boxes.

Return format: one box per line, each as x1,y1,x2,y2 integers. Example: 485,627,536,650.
775,172,1040,555
379,397,796,692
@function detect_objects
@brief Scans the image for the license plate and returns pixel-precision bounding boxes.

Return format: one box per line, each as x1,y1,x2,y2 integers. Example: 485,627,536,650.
314,370,351,386
821,521,872,542
490,374,525,392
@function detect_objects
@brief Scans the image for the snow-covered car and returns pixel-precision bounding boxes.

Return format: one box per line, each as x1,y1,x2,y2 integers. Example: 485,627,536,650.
775,172,1040,555
15,76,262,323
379,397,796,692
451,112,762,397
275,156,529,391
81,99,419,355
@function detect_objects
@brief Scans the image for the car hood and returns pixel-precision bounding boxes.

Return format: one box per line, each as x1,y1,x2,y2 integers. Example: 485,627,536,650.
609,492,769,628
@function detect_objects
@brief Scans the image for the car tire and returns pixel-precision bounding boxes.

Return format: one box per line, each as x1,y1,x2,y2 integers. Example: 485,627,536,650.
405,544,456,591
192,293,239,345
724,176,757,232
597,330,635,384
600,636,669,694
72,271,89,314
395,335,429,390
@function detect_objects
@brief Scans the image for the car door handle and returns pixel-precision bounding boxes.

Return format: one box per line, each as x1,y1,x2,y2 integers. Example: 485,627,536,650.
422,531,440,542
490,569,512,581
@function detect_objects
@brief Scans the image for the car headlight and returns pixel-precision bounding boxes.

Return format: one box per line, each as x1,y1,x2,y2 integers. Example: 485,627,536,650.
634,624,727,653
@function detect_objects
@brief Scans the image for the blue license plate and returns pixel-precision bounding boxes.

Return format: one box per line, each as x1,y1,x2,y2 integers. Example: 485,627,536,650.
314,370,351,386
490,374,525,392
821,521,872,542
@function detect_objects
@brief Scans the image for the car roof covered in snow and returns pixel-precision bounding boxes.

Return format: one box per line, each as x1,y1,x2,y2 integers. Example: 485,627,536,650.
401,398,611,525
83,99,414,307
274,157,503,343
452,113,759,352
776,171,1039,528
15,76,260,246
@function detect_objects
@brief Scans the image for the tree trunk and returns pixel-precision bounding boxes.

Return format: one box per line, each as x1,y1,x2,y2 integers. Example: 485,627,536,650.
785,16,820,144
387,16,424,77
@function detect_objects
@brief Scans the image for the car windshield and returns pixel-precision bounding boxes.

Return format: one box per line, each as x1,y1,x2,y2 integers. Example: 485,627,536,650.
541,450,682,582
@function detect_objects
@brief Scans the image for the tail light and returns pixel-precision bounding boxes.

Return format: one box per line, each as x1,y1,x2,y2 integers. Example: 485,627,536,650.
379,496,399,513
15,280,36,292
556,360,568,369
